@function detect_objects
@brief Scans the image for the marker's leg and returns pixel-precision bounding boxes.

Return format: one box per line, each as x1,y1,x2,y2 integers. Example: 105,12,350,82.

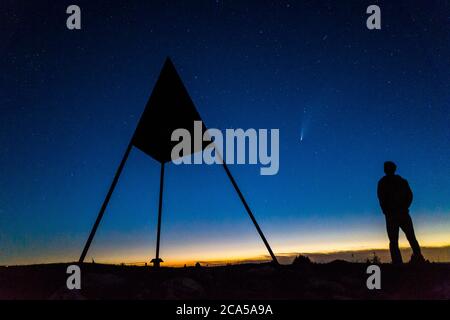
221,160,279,265
79,142,133,263
153,162,165,267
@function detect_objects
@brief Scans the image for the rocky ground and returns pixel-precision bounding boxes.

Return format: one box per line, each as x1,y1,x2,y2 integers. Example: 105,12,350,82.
1,261,449,300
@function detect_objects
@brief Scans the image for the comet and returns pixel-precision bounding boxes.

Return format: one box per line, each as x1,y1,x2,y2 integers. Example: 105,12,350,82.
300,107,309,143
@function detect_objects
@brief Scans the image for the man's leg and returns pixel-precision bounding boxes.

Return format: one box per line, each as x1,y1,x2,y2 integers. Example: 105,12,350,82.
400,213,422,257
385,215,402,264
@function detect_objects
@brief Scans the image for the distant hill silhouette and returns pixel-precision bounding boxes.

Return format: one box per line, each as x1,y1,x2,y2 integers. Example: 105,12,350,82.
273,246,450,265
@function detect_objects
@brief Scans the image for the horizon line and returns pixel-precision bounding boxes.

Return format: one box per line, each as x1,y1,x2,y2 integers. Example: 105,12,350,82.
3,244,449,268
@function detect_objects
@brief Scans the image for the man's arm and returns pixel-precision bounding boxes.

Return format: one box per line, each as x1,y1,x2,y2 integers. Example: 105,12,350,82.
377,180,387,214
404,179,413,208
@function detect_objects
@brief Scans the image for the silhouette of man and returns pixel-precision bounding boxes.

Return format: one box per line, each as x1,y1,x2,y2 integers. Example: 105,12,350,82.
377,161,425,264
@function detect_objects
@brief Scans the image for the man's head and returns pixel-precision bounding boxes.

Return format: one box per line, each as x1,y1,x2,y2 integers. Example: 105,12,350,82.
384,161,397,175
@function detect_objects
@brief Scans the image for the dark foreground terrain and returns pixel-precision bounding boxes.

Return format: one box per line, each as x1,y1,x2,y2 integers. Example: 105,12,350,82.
1,261,449,300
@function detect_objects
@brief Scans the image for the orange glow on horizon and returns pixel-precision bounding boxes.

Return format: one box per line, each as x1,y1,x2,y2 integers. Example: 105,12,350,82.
43,239,450,267
3,215,449,266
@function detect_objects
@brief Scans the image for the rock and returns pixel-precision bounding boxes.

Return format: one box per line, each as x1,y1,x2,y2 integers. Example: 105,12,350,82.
48,287,86,300
161,277,205,299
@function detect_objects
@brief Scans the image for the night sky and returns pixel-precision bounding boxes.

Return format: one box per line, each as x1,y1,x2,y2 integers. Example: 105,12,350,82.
1,0,449,265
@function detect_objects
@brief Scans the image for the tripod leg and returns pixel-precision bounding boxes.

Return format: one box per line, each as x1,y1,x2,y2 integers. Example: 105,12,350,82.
221,161,279,265
152,162,165,267
79,142,133,263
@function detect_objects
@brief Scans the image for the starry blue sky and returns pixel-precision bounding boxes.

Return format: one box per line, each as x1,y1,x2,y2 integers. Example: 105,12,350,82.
1,0,449,265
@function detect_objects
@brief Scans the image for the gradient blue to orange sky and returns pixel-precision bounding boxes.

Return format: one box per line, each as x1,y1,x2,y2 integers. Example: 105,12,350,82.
1,1,449,266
